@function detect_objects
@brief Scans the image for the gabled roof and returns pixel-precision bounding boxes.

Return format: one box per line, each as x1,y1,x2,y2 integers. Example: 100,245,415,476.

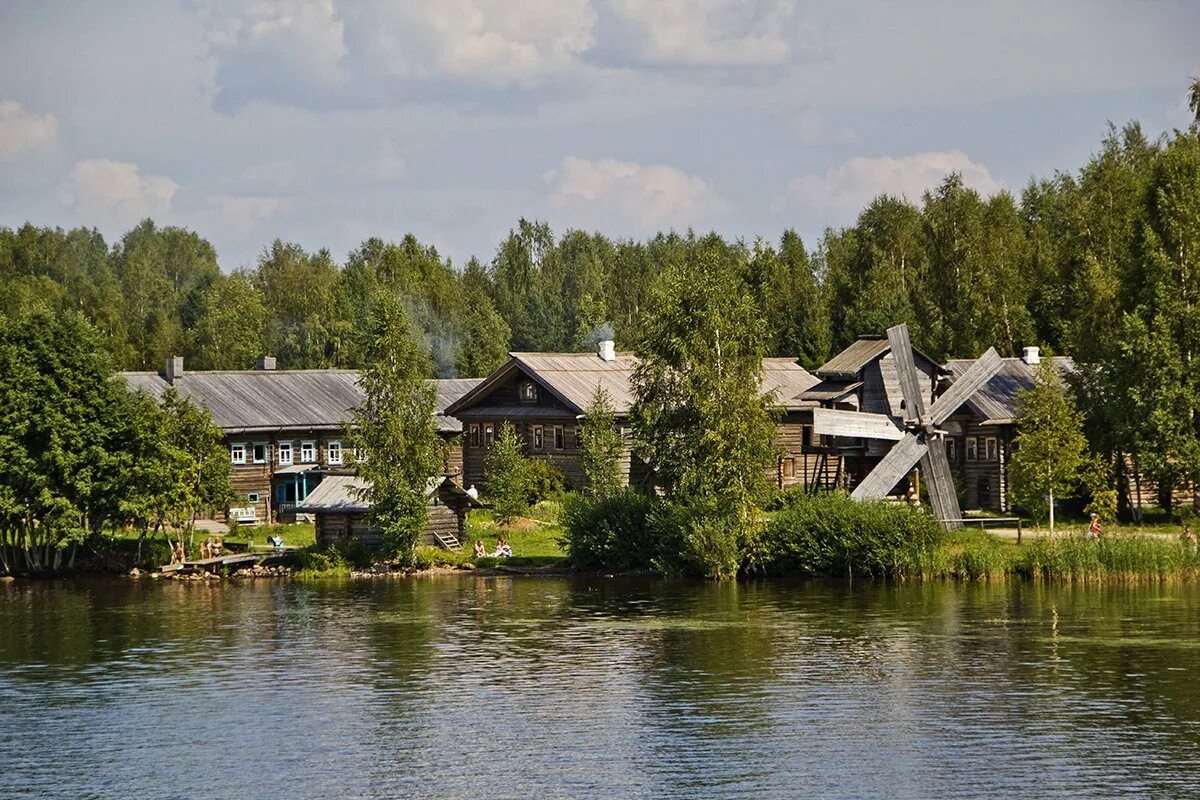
799,379,864,403
121,370,481,434
445,351,638,417
760,357,821,411
816,335,944,381
296,474,483,513
942,356,1075,424
445,352,820,418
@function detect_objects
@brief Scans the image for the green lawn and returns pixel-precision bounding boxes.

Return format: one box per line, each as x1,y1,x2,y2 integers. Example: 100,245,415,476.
465,501,569,567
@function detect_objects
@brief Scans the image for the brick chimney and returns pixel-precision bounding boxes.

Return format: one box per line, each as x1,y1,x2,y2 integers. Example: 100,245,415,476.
598,339,616,362
255,355,277,371
166,355,184,384
1022,346,1040,366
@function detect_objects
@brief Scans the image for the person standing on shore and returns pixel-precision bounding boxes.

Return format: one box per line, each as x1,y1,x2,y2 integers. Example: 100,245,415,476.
1088,514,1102,540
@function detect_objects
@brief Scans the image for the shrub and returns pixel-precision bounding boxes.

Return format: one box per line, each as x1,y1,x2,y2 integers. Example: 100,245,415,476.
330,536,374,569
524,459,566,504
561,489,655,572
649,496,761,579
486,423,532,524
762,492,943,579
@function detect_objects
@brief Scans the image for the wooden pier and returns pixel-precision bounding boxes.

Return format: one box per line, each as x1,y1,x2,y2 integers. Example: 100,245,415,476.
159,549,296,574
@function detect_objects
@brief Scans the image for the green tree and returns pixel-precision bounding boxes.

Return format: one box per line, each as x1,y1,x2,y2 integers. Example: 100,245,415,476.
485,422,531,524
255,239,341,368
187,272,267,369
748,231,830,368
1009,359,1097,530
349,297,444,564
632,234,777,578
1189,74,1200,125
579,386,624,499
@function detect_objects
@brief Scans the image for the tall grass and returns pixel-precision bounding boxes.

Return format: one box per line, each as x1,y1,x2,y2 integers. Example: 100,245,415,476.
1015,535,1200,582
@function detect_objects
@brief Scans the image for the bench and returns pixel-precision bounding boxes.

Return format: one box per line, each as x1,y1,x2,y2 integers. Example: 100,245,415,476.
229,507,260,526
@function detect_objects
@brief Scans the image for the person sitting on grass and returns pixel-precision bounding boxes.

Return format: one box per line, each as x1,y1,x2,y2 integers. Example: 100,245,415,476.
492,539,512,559
473,539,487,558
1087,514,1102,541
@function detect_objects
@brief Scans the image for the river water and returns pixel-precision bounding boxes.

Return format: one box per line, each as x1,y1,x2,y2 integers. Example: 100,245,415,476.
1,576,1198,799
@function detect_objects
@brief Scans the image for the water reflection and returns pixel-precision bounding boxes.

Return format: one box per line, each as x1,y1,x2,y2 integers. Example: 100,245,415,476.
1,577,1199,799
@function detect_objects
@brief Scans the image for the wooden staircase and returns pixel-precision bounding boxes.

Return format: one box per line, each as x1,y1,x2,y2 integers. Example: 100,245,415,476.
433,531,463,551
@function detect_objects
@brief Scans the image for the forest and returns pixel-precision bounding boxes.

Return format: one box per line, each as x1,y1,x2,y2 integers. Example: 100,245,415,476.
2,122,1199,509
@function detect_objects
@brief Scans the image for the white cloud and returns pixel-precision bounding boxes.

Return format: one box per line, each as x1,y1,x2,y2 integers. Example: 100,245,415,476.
779,151,1004,215
202,0,347,107
601,0,815,68
60,159,178,230
0,100,58,162
357,0,596,87
544,156,726,232
206,194,290,238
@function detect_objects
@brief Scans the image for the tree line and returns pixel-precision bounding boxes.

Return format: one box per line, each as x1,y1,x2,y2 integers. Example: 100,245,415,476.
3,117,1199,514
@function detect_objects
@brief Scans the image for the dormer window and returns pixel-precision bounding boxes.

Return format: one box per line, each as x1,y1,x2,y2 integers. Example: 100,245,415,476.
520,381,538,403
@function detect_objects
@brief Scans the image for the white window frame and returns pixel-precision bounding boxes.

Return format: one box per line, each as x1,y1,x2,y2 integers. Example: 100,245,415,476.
328,440,343,466
946,438,958,463
520,381,538,403
484,424,494,447
277,442,293,466
247,491,260,503
301,440,317,464
533,424,544,451
230,443,246,465
966,437,978,462
252,441,268,464
985,437,998,462
470,424,480,447
554,425,565,451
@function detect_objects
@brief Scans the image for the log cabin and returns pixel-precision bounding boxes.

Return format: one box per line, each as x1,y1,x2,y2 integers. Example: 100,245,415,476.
445,339,822,492
122,356,480,523
297,474,483,550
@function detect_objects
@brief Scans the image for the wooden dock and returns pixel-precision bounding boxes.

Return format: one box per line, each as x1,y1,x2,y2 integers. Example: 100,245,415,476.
159,549,295,574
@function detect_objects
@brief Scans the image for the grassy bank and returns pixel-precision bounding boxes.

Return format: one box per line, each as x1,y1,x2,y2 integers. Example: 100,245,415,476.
934,529,1200,582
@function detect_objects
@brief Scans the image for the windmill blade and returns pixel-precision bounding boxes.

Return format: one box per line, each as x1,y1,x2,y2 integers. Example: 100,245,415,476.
886,324,927,424
851,433,926,500
928,347,1003,427
921,438,963,530
812,407,906,442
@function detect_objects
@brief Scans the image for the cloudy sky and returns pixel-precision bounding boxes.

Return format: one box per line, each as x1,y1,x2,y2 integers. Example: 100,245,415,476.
0,1,1196,270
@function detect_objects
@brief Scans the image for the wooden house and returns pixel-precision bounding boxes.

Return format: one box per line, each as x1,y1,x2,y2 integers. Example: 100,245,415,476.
797,335,945,491
122,356,480,524
445,340,821,492
297,474,483,550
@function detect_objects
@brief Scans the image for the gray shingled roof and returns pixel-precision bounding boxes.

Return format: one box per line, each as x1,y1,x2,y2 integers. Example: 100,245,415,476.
447,352,819,417
761,357,820,410
943,356,1075,424
799,379,863,402
121,370,480,434
296,474,482,513
815,335,945,381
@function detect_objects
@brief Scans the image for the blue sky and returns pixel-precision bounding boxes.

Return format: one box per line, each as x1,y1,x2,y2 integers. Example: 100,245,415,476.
0,0,1196,271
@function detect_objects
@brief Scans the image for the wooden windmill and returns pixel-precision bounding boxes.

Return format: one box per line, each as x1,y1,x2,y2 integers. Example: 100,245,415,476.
810,324,1002,531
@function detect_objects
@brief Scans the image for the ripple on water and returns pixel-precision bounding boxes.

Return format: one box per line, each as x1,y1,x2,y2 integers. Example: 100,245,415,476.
0,576,1199,799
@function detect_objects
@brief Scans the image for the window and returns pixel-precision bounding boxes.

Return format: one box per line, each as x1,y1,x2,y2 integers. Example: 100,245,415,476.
301,441,316,463
985,437,998,462
484,424,494,447
802,425,814,448
277,442,293,466
782,458,795,479
966,437,978,462
352,445,366,464
247,492,260,503
328,440,343,465
520,381,538,403
554,425,565,450
946,438,958,463
230,443,246,465
252,442,267,464
470,424,480,447
533,425,544,450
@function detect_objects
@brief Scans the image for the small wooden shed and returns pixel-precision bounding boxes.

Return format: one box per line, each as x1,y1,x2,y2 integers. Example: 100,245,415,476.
297,474,482,551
